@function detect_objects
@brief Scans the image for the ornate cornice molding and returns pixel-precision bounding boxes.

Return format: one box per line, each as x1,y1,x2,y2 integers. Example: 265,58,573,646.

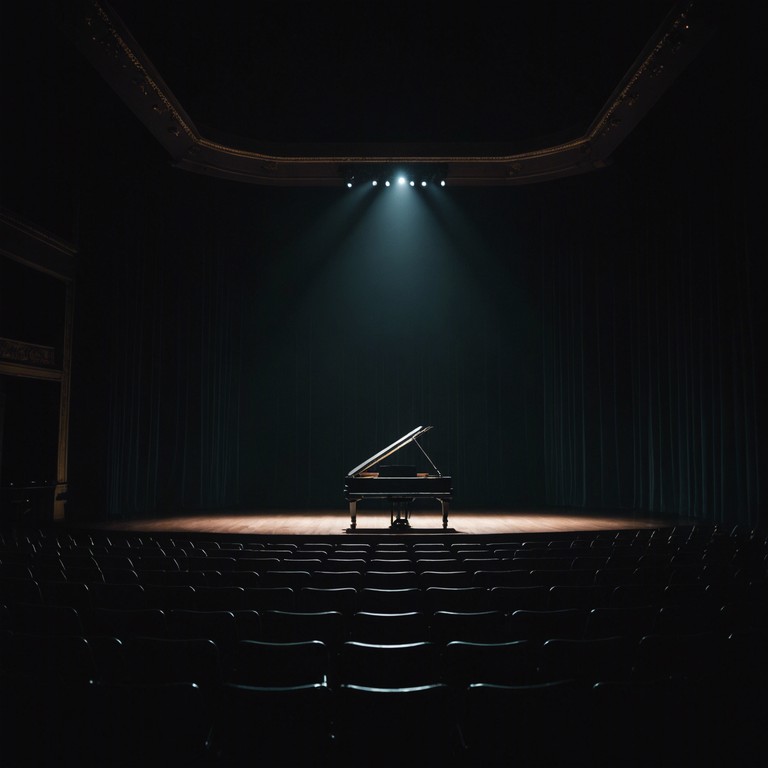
67,0,717,186
0,209,77,281
0,337,57,369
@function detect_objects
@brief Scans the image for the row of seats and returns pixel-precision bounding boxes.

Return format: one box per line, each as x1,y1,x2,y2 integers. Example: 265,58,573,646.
2,562,752,594
3,658,765,768
3,625,762,690
2,582,765,634
3,572,763,607
0,522,765,767
3,599,763,643
2,632,765,768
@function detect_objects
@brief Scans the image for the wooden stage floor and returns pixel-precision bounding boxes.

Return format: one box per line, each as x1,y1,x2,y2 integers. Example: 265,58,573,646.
71,508,700,539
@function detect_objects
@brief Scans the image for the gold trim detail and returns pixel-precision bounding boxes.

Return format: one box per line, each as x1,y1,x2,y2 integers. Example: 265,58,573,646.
0,337,57,368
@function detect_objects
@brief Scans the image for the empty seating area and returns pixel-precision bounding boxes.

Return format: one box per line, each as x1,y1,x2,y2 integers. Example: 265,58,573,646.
1,522,766,767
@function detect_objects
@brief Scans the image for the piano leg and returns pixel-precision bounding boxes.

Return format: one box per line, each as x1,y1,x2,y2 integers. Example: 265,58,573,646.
349,500,357,529
390,499,412,529
440,500,449,529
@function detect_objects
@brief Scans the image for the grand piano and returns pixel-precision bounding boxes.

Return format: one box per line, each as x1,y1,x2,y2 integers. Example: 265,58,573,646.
344,426,452,530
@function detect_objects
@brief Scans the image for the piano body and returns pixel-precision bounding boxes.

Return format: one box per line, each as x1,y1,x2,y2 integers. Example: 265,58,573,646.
344,426,452,529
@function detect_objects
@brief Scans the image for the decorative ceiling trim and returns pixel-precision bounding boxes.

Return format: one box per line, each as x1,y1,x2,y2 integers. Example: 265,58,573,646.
0,208,78,282
66,0,717,187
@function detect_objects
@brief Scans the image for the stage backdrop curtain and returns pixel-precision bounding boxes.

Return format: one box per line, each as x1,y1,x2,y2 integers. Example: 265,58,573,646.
540,149,762,530
97,192,243,520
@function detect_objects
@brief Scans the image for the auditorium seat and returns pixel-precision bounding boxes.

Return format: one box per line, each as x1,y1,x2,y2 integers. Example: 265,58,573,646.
418,570,474,588
232,556,280,573
133,555,180,573
276,557,323,571
88,582,147,611
186,555,238,573
211,570,262,588
137,568,200,586
334,683,456,768
507,608,589,641
259,569,313,589
442,639,540,687
632,630,727,684
349,611,429,644
29,561,66,582
225,638,330,686
429,610,507,644
122,635,222,697
414,558,462,573
570,554,609,571
651,602,723,635
87,607,167,639
609,583,667,608
311,570,363,589
367,558,413,572
0,561,34,579
590,677,683,768
8,601,84,635
423,586,493,613
358,587,423,613
87,680,211,768
537,636,635,685
458,680,585,768
582,605,658,641
39,579,91,612
472,569,532,588
261,609,346,648
487,585,550,612
165,608,239,647
206,682,334,768
298,586,358,614
241,586,296,611
546,584,611,610
337,640,442,688
529,568,597,587
192,585,247,611
0,576,42,605
362,570,419,589
0,630,98,685
101,567,141,585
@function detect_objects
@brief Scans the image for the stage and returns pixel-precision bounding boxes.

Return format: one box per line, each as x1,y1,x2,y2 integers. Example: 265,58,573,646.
61,508,700,539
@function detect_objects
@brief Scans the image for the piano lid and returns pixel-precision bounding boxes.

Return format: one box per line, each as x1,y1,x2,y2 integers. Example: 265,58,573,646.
346,426,433,477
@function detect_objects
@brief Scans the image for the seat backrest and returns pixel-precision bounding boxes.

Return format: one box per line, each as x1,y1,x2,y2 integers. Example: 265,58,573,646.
226,639,330,686
358,587,423,613
349,611,429,644
443,639,539,686
538,636,635,684
335,683,453,763
430,610,507,644
337,640,441,688
298,586,358,614
507,608,589,641
123,635,222,690
424,586,492,612
261,609,346,647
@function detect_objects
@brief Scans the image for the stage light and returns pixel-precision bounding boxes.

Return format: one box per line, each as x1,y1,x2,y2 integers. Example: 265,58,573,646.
398,176,406,186
421,181,427,187
372,180,378,187
385,180,391,187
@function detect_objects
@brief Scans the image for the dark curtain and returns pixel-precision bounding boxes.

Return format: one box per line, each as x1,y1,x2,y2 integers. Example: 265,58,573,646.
89,187,243,519
540,50,763,528
75,178,544,519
